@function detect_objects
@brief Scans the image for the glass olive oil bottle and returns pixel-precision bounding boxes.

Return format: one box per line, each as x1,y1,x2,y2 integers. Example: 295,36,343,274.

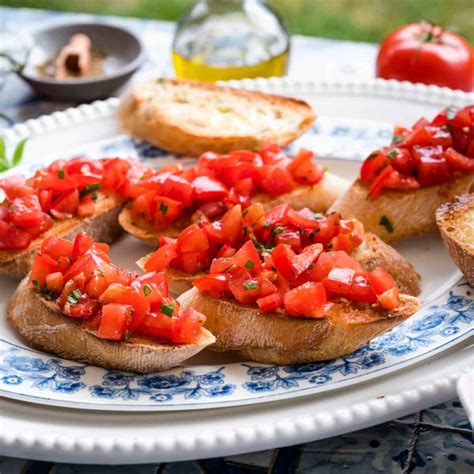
172,0,290,82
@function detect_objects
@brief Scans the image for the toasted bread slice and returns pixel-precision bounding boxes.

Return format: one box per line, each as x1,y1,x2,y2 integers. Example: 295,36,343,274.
328,174,474,243
120,172,350,245
118,78,316,156
178,287,419,364
7,277,215,373
0,193,125,279
436,193,474,286
137,232,421,297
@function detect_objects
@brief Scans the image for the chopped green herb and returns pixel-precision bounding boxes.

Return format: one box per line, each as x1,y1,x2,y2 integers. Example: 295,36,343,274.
32,279,40,291
245,260,254,269
57,169,65,179
67,288,82,304
91,192,98,201
159,202,168,215
387,148,397,159
313,213,324,220
263,223,271,229
379,215,394,234
271,226,284,236
243,281,258,290
160,304,174,317
393,135,404,145
79,182,101,198
0,137,27,172
143,284,152,296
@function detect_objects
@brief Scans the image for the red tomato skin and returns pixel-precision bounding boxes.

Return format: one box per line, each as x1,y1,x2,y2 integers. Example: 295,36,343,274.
172,307,205,344
283,282,327,318
98,304,132,341
376,23,474,92
138,312,173,341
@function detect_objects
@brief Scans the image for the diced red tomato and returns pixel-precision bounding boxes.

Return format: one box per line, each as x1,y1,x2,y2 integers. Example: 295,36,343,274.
30,253,58,290
288,148,324,185
10,195,45,227
271,244,297,280
0,176,35,200
283,282,327,318
367,267,396,295
378,287,400,310
45,271,64,294
172,307,205,344
98,304,133,340
444,147,474,172
50,190,80,219
138,311,173,340
193,176,228,200
71,233,95,260
257,292,283,313
193,273,228,297
261,165,295,196
144,243,177,272
40,236,73,260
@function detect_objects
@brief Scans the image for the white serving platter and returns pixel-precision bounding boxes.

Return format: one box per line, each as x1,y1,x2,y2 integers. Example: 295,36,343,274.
0,78,472,463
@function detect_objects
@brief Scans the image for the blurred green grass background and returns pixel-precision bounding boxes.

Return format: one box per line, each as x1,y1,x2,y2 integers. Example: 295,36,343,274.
1,0,473,43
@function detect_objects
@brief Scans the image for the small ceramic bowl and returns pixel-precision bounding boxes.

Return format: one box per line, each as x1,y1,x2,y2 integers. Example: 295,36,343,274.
18,22,146,101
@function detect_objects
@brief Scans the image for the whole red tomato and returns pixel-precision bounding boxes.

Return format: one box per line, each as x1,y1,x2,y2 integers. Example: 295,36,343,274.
376,22,474,92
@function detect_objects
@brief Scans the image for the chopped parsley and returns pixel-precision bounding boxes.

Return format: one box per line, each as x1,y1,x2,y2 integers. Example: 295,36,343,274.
387,148,397,159
379,215,394,234
57,169,65,179
245,260,254,269
32,279,40,291
79,182,101,198
263,223,272,229
160,304,174,317
66,288,82,304
243,281,258,290
159,202,168,215
143,284,152,296
91,192,98,201
392,135,404,145
271,226,284,236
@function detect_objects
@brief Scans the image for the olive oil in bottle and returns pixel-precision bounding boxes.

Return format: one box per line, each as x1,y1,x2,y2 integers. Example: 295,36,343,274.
172,0,290,82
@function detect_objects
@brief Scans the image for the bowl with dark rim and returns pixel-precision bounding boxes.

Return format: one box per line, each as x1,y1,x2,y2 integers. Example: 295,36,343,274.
17,22,146,102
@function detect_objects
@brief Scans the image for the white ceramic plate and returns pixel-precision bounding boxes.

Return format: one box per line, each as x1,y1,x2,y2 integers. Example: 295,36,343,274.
0,78,472,462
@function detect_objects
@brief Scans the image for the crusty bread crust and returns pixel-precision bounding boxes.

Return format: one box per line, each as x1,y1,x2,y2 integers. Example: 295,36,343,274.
436,193,474,286
118,78,316,156
7,277,215,373
178,287,419,364
137,232,421,297
328,174,474,243
0,193,125,279
120,172,349,245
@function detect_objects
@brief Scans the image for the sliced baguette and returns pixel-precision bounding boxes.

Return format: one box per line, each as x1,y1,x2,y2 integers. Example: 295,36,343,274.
7,276,215,373
0,193,125,279
178,287,419,364
137,232,421,297
118,78,316,156
436,193,474,286
119,172,350,245
328,174,474,243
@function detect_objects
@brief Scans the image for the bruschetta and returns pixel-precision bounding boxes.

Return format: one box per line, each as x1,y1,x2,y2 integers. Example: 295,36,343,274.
119,145,349,245
0,156,151,278
7,233,215,373
329,105,474,242
138,203,421,297
436,193,474,286
177,240,420,364
118,78,316,157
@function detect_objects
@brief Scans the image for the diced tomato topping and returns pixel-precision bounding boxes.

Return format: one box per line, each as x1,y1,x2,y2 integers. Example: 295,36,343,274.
98,304,132,340
287,148,324,185
27,233,205,344
359,105,473,197
284,282,328,318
